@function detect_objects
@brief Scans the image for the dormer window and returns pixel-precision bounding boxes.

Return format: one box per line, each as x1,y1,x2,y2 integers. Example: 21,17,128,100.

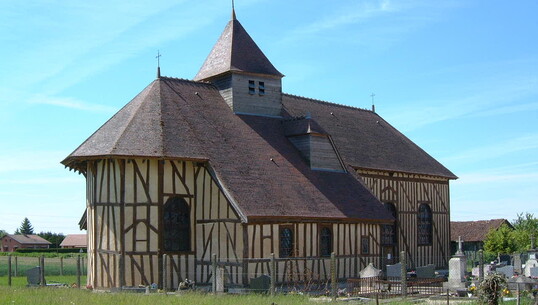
258,81,265,96
248,80,256,95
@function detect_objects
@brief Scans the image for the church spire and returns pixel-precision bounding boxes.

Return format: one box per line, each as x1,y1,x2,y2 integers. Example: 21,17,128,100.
194,12,283,81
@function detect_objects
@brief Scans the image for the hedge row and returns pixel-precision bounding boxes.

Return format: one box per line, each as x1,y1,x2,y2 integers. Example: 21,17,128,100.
15,248,86,254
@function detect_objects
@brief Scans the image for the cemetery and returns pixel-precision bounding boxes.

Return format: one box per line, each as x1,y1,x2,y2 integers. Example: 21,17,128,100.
1,235,538,305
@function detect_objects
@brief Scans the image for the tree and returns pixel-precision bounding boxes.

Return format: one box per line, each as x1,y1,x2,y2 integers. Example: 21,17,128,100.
512,212,538,251
0,229,7,239
38,231,66,248
15,218,34,235
483,223,517,256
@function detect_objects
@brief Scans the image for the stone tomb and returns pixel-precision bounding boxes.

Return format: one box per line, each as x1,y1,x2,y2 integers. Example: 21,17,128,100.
360,263,382,278
386,263,402,278
416,264,435,279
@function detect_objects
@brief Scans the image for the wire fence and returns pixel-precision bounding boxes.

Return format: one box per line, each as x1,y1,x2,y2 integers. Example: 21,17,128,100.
0,255,87,277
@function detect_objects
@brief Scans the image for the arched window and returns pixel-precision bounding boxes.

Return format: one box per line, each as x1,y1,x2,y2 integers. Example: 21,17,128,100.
319,226,332,257
381,202,398,245
163,197,191,252
279,226,294,258
418,204,432,245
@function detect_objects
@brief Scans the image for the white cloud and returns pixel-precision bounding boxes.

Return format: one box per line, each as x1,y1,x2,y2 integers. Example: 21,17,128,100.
28,95,117,113
444,133,538,164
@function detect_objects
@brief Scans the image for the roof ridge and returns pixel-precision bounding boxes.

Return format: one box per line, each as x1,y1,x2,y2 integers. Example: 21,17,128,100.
283,93,372,112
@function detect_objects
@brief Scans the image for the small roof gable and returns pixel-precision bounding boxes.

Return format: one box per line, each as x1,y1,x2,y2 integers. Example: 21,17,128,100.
5,234,51,245
450,219,512,242
60,234,87,248
194,14,283,81
282,95,457,179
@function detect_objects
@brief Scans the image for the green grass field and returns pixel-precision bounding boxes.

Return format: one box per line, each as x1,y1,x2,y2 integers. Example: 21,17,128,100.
0,285,536,305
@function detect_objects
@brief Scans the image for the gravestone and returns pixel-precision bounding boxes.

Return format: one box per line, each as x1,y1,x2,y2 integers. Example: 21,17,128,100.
416,264,435,279
250,274,270,293
448,236,467,292
523,251,538,277
215,266,225,293
513,253,522,274
360,263,381,278
496,265,514,278
531,267,538,278
386,263,401,278
26,267,42,286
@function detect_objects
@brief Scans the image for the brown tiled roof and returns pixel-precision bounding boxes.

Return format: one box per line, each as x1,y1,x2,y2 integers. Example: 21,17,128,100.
282,95,457,178
450,219,512,242
7,234,51,245
63,77,393,223
194,15,283,81
60,234,87,248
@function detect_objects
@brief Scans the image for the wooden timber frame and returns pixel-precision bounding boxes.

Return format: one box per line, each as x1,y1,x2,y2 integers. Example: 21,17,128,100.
356,168,451,269
85,157,386,289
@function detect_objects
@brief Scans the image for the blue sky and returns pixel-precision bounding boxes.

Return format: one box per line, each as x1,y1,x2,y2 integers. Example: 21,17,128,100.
0,0,536,234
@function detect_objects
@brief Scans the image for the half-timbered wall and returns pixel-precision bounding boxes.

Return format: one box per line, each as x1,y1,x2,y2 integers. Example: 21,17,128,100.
244,222,382,283
357,169,451,268
86,158,242,289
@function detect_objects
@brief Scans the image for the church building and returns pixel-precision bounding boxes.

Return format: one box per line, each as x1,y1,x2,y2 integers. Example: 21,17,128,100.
63,9,456,289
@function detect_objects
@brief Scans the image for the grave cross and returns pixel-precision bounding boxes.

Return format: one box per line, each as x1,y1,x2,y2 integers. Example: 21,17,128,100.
456,236,464,256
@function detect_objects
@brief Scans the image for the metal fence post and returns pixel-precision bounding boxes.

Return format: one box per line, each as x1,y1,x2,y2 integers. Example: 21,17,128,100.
400,251,407,297
212,253,217,293
331,252,337,301
8,255,12,286
76,255,81,288
14,256,18,277
270,253,276,296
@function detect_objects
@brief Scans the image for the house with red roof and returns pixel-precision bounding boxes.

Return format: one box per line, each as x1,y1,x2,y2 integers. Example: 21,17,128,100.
1,234,51,252
60,234,87,249
64,8,456,289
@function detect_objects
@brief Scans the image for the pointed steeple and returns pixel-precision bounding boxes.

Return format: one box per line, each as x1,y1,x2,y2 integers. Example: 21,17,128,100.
194,12,283,81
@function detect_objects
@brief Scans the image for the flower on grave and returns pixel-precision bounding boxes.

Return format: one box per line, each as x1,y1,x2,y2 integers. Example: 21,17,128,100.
468,285,477,295
502,288,511,296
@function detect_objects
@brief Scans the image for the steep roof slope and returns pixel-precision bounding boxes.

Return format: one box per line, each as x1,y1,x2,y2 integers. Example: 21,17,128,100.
282,95,457,179
450,219,512,242
63,77,393,223
194,13,283,81
60,234,87,248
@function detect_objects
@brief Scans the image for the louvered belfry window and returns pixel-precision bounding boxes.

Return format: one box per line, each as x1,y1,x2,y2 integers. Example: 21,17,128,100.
279,226,294,257
163,197,191,252
418,204,432,245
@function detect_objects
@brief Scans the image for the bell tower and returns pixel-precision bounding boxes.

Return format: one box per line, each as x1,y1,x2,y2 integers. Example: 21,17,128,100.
194,9,284,117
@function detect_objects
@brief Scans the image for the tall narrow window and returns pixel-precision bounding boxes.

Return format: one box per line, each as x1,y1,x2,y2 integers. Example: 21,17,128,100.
258,81,265,96
381,203,397,245
163,197,191,252
361,236,370,254
248,80,256,95
319,226,332,257
418,204,432,245
279,226,294,257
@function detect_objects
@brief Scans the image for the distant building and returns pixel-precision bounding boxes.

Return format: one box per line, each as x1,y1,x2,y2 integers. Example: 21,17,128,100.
60,234,87,249
1,234,51,252
450,219,513,253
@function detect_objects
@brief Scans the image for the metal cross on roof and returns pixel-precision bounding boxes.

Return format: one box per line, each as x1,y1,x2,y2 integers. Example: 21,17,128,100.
370,93,376,112
156,50,162,78
156,50,162,68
